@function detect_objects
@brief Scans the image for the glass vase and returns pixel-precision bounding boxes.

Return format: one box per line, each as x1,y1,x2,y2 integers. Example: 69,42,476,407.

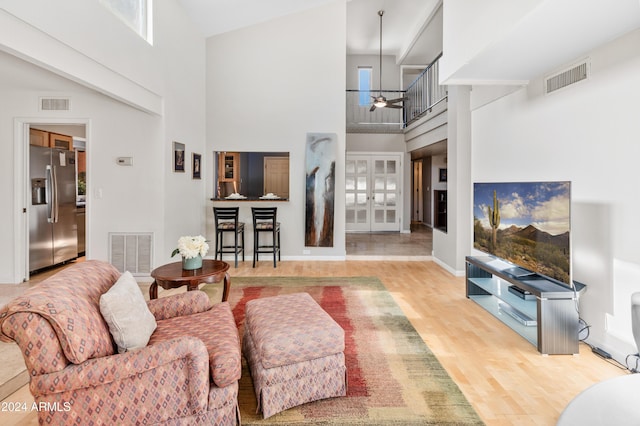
182,254,203,270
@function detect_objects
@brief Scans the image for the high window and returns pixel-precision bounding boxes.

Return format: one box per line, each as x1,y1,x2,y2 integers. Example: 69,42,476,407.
358,67,372,107
100,0,153,44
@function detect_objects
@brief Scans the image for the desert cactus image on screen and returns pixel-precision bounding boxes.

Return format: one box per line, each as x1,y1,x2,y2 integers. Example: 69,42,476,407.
473,181,571,285
487,189,500,249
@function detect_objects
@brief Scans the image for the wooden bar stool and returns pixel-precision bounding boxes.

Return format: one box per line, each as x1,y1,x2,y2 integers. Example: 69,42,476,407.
251,207,280,268
213,207,245,267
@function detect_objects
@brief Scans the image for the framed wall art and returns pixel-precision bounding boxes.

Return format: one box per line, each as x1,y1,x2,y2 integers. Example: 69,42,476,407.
439,168,447,182
173,141,185,172
305,132,337,247
192,153,201,179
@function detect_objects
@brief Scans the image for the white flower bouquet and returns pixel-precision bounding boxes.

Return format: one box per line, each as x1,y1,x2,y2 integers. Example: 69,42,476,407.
171,235,209,259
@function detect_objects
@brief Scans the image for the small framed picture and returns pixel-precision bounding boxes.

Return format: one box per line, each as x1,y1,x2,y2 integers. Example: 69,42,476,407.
439,168,447,182
192,153,201,179
173,141,185,172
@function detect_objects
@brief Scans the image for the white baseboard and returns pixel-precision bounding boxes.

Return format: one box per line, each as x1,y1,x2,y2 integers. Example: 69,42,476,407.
432,256,465,276
346,255,431,261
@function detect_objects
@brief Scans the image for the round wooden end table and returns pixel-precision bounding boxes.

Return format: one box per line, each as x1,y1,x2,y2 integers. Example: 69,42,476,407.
149,259,230,301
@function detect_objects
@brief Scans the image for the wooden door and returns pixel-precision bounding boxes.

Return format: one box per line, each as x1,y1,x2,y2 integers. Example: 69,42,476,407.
263,156,289,198
412,160,423,222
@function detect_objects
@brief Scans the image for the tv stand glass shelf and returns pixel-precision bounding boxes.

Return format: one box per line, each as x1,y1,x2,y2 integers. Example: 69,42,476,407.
465,255,584,355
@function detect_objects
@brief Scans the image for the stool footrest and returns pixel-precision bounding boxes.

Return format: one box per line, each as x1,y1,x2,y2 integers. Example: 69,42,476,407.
242,292,347,418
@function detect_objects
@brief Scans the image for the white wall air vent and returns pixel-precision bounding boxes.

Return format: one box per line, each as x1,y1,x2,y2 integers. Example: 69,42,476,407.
545,59,589,95
109,232,153,276
39,97,70,111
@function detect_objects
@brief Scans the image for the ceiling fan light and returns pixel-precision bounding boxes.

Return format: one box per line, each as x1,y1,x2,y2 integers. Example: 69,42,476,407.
371,11,387,111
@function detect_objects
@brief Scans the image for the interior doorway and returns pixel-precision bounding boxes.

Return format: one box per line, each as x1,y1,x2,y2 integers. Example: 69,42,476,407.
412,159,423,222
14,118,89,282
345,153,402,232
409,140,447,232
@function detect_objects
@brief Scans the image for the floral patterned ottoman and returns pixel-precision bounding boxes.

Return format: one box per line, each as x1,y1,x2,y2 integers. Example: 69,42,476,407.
243,292,347,418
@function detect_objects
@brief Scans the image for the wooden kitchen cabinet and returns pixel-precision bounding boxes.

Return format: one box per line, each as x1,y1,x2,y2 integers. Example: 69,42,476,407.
29,129,49,147
218,152,240,182
216,152,241,197
49,133,73,150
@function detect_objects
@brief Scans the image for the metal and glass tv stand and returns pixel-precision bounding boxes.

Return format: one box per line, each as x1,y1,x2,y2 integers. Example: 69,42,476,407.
465,255,585,355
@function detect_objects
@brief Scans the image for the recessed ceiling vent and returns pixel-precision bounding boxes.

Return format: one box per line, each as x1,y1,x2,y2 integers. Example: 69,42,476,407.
39,97,71,111
544,59,589,94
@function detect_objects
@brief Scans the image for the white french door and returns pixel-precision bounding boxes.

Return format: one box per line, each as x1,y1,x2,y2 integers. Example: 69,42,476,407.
345,153,402,232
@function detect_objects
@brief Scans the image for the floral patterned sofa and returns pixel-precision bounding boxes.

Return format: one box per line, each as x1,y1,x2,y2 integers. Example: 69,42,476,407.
0,260,241,425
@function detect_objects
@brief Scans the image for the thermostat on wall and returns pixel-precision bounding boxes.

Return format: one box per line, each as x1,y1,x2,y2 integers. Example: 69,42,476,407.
116,157,133,166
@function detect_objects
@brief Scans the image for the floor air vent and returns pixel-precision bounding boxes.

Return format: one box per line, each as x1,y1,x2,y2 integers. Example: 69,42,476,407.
40,97,71,111
545,60,589,94
109,232,153,275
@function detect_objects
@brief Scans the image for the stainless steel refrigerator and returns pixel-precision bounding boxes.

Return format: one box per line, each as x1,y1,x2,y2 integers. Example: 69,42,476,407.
29,145,78,272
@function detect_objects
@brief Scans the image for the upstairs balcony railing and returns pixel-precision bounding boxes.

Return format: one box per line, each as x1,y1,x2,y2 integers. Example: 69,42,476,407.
404,53,446,127
346,54,446,132
346,90,406,133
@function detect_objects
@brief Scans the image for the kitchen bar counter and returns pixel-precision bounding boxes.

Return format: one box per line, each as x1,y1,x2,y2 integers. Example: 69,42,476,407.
210,198,288,202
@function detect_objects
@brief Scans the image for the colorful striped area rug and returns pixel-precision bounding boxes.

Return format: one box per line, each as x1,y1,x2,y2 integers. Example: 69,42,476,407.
204,276,483,425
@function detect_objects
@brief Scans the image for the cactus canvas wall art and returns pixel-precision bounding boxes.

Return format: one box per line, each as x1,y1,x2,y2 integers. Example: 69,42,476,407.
473,181,571,285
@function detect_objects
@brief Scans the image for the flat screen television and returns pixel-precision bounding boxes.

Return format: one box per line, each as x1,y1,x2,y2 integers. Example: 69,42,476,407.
473,181,571,286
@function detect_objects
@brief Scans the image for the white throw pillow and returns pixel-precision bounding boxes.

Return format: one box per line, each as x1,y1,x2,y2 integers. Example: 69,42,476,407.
100,271,157,353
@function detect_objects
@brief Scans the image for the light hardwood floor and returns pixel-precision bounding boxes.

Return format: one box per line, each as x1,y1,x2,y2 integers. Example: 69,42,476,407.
0,259,626,425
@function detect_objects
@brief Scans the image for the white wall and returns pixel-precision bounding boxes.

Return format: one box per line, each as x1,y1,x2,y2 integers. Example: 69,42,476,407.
154,1,207,264
346,133,405,152
204,1,347,260
432,85,471,274
0,2,162,113
0,52,165,283
346,54,402,90
0,0,206,282
470,29,640,360
441,0,640,85
440,0,540,83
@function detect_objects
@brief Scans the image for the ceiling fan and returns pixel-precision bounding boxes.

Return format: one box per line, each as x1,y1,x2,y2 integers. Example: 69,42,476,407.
370,10,407,112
